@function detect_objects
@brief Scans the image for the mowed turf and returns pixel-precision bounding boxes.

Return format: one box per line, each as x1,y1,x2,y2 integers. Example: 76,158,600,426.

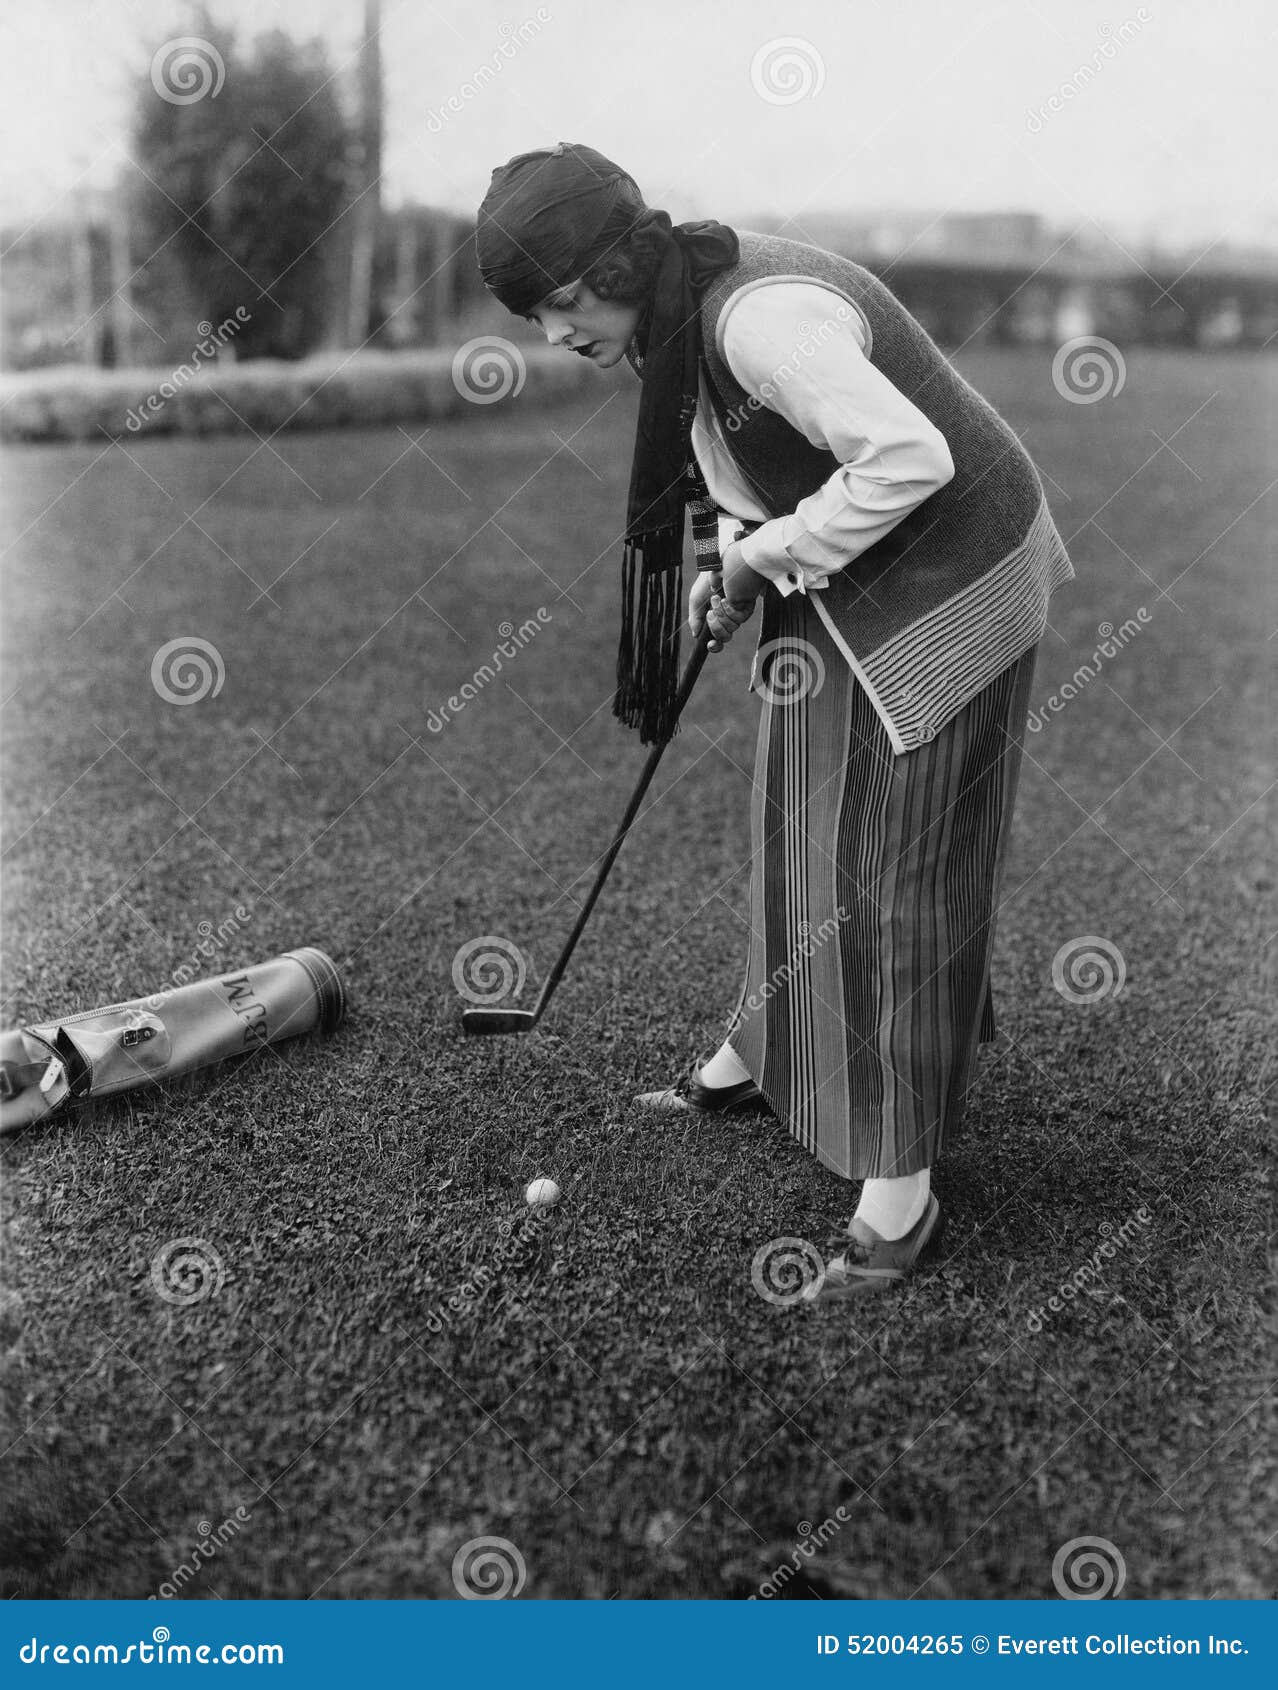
1,348,1272,1600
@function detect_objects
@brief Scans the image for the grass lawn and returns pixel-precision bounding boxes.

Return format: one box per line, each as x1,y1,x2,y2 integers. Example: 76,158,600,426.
1,347,1272,1600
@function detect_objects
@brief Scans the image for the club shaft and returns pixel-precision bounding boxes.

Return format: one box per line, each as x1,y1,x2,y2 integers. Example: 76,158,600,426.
531,628,713,1019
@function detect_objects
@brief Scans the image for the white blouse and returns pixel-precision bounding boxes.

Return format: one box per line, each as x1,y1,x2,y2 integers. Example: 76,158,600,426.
691,279,956,596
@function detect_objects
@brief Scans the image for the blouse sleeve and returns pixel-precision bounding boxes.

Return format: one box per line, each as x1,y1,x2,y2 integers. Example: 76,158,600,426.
719,281,956,596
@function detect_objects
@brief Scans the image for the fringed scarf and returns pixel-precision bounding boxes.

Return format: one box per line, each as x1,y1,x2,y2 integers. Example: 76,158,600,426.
475,142,739,744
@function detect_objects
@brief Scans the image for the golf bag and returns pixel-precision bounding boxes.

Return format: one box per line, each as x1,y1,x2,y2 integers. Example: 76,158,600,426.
0,947,346,1134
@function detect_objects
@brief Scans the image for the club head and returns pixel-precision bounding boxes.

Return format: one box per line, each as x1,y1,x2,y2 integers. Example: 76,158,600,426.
460,1006,541,1037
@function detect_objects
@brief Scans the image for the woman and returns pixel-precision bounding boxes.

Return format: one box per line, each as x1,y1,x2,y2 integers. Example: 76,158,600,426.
475,143,1074,1302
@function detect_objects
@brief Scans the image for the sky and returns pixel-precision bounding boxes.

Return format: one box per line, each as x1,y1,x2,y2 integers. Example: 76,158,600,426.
1,0,1275,250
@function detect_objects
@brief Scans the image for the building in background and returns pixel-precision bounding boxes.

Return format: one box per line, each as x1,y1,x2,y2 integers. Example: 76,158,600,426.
5,194,1276,374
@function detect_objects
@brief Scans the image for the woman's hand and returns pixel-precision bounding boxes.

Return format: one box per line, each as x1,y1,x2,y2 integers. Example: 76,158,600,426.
688,567,720,644
704,541,765,651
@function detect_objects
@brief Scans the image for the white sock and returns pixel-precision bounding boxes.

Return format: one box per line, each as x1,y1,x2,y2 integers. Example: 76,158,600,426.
697,1039,752,1088
852,1168,931,1241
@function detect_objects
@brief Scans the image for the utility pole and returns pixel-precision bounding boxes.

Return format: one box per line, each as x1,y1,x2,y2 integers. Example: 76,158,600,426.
346,0,383,346
68,188,96,365
422,214,457,346
106,183,135,368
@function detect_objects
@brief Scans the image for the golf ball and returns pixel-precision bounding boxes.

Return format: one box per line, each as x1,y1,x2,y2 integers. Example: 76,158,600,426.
524,1177,561,1209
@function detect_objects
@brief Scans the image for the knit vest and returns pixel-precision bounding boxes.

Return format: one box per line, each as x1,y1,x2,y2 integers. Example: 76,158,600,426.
698,232,1075,749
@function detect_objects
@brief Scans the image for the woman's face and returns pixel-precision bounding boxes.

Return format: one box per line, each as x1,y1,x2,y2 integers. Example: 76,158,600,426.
525,282,641,369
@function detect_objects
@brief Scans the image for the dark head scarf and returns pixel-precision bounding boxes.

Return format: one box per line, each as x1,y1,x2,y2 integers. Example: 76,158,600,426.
477,142,739,743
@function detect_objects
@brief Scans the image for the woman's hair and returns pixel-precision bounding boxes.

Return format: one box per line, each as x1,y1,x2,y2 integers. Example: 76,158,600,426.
578,207,665,306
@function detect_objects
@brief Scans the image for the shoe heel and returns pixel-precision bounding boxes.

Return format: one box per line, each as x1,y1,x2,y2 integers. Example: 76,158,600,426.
920,1205,946,1262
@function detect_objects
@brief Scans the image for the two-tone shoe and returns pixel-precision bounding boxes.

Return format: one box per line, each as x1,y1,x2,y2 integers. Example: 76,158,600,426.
633,1063,770,1117
801,1194,945,1302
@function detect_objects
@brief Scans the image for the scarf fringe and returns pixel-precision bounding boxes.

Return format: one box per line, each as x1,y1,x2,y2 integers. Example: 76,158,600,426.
614,530,684,745
612,221,738,748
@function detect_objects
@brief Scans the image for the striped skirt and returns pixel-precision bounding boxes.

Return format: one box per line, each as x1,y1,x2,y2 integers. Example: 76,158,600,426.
727,592,1038,1182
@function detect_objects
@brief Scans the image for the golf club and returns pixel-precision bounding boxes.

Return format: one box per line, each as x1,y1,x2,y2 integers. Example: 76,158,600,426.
461,621,715,1036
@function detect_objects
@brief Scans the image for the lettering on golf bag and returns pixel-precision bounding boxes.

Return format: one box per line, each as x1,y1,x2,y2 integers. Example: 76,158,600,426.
221,974,271,1046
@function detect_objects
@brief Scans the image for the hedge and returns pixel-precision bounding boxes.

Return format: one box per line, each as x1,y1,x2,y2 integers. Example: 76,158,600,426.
0,344,595,445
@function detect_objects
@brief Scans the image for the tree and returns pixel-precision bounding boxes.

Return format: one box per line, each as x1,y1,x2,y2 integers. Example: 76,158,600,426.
132,13,355,360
